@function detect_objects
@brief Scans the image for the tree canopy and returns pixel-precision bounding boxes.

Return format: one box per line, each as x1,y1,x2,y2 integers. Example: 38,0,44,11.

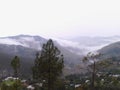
32,39,64,90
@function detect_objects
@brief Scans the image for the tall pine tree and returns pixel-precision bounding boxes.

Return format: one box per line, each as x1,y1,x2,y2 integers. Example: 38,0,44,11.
32,39,64,90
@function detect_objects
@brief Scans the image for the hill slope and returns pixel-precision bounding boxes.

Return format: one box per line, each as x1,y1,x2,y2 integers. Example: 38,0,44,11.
99,41,120,58
0,35,83,77
0,35,120,77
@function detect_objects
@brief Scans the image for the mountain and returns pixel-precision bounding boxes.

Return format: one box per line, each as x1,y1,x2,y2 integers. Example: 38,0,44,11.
1,35,120,56
0,35,120,77
99,41,120,59
95,41,120,74
56,36,120,55
0,35,46,77
0,35,47,50
0,35,83,77
0,35,82,63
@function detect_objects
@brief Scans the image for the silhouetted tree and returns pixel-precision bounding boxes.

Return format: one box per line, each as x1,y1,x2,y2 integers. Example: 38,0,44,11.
11,56,20,77
83,52,101,90
32,39,64,90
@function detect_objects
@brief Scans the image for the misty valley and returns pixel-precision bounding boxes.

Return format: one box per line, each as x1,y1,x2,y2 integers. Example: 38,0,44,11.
0,35,120,90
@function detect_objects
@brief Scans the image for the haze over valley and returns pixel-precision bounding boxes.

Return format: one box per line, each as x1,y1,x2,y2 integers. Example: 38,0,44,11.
0,35,120,76
1,0,120,89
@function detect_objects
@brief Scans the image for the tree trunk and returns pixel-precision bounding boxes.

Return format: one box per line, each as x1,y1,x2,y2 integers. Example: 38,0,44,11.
92,61,95,90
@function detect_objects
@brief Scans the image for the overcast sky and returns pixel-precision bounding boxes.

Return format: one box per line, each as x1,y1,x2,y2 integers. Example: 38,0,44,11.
0,0,120,39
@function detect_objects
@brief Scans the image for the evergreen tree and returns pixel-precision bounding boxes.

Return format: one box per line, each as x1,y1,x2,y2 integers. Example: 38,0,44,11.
32,39,64,90
83,52,101,90
11,56,20,77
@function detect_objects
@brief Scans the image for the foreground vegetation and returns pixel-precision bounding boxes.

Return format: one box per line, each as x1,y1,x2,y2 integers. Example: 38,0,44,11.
1,73,120,90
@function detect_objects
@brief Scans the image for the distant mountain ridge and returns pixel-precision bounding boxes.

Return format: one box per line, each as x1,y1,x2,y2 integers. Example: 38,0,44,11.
0,35,47,50
1,35,120,55
0,35,83,76
0,35,120,76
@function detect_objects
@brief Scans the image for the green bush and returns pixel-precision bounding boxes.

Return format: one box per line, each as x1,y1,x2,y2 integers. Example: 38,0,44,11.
0,78,22,90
